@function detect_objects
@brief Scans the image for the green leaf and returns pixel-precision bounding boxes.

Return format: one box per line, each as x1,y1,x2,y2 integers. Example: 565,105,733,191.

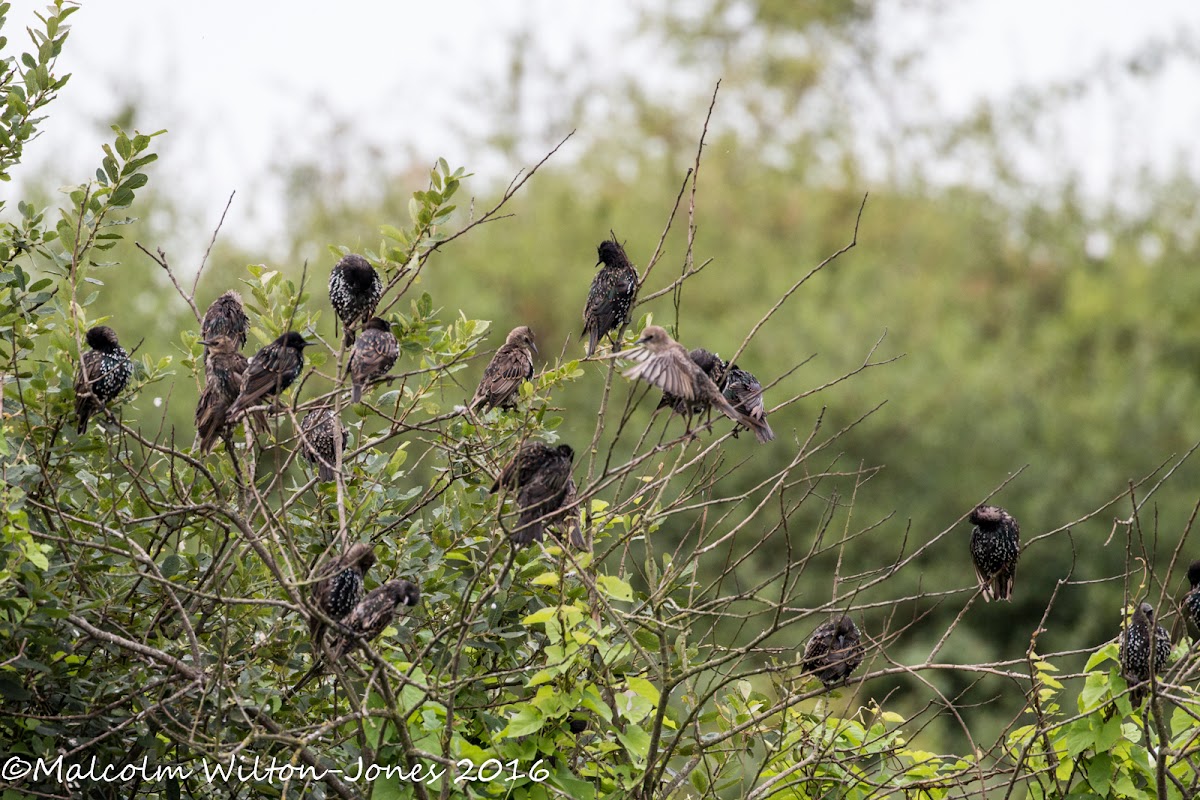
597,574,634,601
500,706,544,738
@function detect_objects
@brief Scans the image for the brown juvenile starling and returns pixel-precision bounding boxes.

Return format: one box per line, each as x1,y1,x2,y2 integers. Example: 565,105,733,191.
469,326,536,412
201,290,249,353
657,348,726,417
968,505,1020,602
582,238,639,357
349,317,399,403
491,442,575,547
1118,601,1171,708
722,363,774,441
299,408,349,482
802,615,864,688
227,332,311,419
329,254,383,345
308,542,376,647
619,326,774,443
1184,560,1200,630
195,334,249,453
74,326,133,434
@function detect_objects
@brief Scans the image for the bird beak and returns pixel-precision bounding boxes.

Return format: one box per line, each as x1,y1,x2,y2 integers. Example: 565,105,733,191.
199,339,214,346
531,341,539,356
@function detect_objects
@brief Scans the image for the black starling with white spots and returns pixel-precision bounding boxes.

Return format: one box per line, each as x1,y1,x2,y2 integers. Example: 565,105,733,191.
968,505,1020,602
722,364,774,441
469,326,536,412
227,332,310,419
201,291,249,353
657,348,726,417
74,326,133,434
349,317,399,403
329,254,383,345
802,615,864,688
1119,601,1171,708
1184,560,1200,630
620,326,774,443
308,542,376,648
491,442,575,547
582,238,638,357
195,334,249,453
299,408,348,482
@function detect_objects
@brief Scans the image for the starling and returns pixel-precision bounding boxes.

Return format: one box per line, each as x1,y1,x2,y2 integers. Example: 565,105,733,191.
657,348,726,417
967,505,1020,602
299,408,349,482
1118,601,1171,708
722,363,774,441
227,332,311,420
290,579,421,696
469,326,536,412
74,326,133,434
802,615,864,688
308,542,376,647
329,254,383,345
582,238,639,357
1184,560,1200,630
201,290,249,353
349,317,399,403
195,334,249,453
619,326,774,443
491,442,575,547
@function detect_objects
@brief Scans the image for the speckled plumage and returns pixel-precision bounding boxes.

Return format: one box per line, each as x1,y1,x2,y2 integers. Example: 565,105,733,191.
722,364,773,441
582,239,638,357
620,326,774,443
195,335,249,453
74,326,133,434
308,543,377,647
329,254,383,345
968,505,1020,602
658,348,726,417
1119,601,1171,707
299,408,349,482
227,332,310,419
802,615,864,688
1184,561,1200,630
469,326,536,411
201,291,249,354
349,318,399,403
491,442,575,547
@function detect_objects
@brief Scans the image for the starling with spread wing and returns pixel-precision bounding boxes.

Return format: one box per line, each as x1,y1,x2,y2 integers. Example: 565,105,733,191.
1119,601,1171,708
619,326,774,443
74,326,133,434
722,363,773,441
968,505,1020,602
657,348,726,417
469,326,536,411
329,254,383,345
491,442,575,547
299,408,349,482
227,332,310,419
802,615,864,688
582,238,638,357
308,542,376,648
195,334,249,453
349,317,399,403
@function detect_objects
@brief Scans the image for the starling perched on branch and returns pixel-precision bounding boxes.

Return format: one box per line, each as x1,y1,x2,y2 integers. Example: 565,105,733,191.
967,505,1020,602
619,326,774,443
227,332,310,420
491,442,575,547
201,291,249,353
195,334,249,453
582,238,638,357
469,326,536,412
74,326,133,434
657,348,726,417
722,364,774,441
349,317,399,403
308,542,376,648
329,254,383,345
299,408,349,482
1118,601,1171,708
290,579,421,696
1184,560,1200,630
802,615,864,688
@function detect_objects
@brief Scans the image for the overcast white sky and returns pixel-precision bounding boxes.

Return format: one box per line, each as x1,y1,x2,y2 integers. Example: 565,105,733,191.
8,0,1200,261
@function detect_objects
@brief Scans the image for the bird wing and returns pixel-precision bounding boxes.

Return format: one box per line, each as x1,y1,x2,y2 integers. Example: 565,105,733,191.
623,353,696,400
352,331,399,382
473,344,532,405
